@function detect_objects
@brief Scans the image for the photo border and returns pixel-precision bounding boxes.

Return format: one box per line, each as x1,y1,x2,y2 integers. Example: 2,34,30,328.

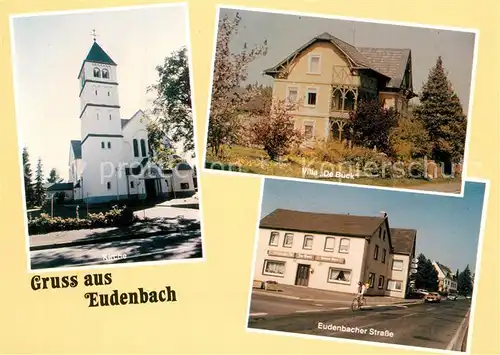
244,177,490,355
201,4,480,199
9,1,207,273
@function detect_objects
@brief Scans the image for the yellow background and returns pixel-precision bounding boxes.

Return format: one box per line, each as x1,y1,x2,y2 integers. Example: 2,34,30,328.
0,0,499,354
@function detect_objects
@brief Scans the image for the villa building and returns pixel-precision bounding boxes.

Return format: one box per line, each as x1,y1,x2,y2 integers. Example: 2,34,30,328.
263,32,416,142
432,261,458,294
253,209,417,298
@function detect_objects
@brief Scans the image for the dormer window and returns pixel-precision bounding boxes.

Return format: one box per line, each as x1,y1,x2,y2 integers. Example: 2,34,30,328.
102,69,109,79
93,67,101,78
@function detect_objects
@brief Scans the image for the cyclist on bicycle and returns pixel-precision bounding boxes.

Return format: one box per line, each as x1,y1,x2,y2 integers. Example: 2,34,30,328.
356,281,367,301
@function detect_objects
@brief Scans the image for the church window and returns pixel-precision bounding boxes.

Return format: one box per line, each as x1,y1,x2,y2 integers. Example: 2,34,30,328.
95,90,98,96
102,69,109,79
108,91,110,96
109,114,112,120
93,67,101,78
140,139,147,157
133,139,139,157
130,181,135,188
107,142,111,149
101,142,105,149
97,113,99,120
107,182,111,190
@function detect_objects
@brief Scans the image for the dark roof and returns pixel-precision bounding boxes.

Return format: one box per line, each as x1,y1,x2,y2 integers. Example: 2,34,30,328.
390,228,416,255
357,47,411,88
70,140,82,159
264,32,412,89
436,262,454,277
176,162,192,171
47,183,73,191
260,209,384,237
84,41,116,66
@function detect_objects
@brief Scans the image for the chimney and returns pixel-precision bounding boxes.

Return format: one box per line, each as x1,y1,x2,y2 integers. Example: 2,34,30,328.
380,211,387,218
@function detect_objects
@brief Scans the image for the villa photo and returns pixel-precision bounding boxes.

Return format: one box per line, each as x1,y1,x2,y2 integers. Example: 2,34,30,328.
247,178,487,352
11,3,203,271
204,7,477,195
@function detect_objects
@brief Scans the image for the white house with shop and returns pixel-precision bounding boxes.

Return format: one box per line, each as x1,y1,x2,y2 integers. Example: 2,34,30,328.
68,39,195,204
253,209,417,298
432,261,457,294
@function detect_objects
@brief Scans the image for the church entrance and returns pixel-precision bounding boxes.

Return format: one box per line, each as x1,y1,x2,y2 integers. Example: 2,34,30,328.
145,178,157,199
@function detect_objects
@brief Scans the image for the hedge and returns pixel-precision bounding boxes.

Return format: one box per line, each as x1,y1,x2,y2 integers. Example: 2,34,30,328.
28,205,138,235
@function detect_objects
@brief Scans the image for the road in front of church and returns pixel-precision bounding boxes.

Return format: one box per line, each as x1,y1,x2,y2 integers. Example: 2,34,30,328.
29,205,202,269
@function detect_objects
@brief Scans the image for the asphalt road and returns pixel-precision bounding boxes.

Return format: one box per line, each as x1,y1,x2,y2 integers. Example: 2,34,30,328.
249,298,471,351
30,231,202,269
250,293,354,316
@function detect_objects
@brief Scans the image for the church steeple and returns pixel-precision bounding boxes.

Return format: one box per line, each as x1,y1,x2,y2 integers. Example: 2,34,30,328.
84,41,117,66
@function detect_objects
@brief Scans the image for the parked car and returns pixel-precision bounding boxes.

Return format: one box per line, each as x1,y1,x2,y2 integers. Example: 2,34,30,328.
447,294,458,301
424,292,442,303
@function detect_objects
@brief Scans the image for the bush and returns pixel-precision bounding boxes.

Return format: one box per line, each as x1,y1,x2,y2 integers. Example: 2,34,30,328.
28,205,138,235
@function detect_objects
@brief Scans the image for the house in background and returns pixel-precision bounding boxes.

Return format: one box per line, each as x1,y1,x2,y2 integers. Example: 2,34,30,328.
68,39,195,204
388,228,417,297
253,208,417,298
432,261,458,294
263,32,416,142
45,182,74,202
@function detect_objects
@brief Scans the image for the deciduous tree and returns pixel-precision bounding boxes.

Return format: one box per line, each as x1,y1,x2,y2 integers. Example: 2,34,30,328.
207,12,267,157
251,99,303,161
389,113,431,160
149,46,194,156
348,99,398,154
47,168,63,183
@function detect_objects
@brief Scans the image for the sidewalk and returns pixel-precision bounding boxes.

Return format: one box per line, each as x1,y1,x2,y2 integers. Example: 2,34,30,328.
253,284,423,306
156,193,199,209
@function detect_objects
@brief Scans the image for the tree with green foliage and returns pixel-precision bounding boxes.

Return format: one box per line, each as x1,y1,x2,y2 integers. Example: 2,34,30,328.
147,120,184,169
414,253,439,292
22,147,36,208
207,12,268,157
389,113,431,160
149,46,194,156
457,265,473,296
251,99,303,161
34,158,45,207
47,168,63,183
414,56,467,166
348,99,399,154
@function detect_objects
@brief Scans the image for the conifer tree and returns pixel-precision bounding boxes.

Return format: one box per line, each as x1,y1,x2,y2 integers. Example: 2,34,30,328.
34,158,45,207
22,147,35,208
414,56,467,166
458,265,473,296
414,253,439,291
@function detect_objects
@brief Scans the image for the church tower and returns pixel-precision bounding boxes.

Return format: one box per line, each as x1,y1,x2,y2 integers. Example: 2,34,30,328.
77,38,127,203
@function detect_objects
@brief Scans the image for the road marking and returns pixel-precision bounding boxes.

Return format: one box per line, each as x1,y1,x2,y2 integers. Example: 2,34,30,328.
296,309,323,313
249,312,268,317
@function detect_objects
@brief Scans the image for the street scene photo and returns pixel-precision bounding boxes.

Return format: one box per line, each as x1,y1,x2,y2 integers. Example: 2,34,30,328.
247,179,487,352
11,4,203,270
204,7,477,194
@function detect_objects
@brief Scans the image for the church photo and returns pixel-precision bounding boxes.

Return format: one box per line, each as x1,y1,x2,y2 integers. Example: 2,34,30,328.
11,3,203,270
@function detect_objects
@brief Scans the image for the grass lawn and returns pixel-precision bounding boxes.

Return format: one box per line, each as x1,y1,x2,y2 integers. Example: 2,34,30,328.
205,145,461,189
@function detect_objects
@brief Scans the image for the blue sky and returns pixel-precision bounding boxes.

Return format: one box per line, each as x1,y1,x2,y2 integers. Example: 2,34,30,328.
260,180,486,273
11,4,189,180
222,8,476,113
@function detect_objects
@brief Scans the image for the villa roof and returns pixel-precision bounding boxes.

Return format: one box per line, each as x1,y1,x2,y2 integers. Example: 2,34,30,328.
264,32,411,89
389,228,417,255
70,140,82,159
260,208,385,238
357,47,411,88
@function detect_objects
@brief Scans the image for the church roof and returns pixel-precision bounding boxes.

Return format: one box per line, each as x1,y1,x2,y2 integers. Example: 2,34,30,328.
84,41,116,66
71,140,82,159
